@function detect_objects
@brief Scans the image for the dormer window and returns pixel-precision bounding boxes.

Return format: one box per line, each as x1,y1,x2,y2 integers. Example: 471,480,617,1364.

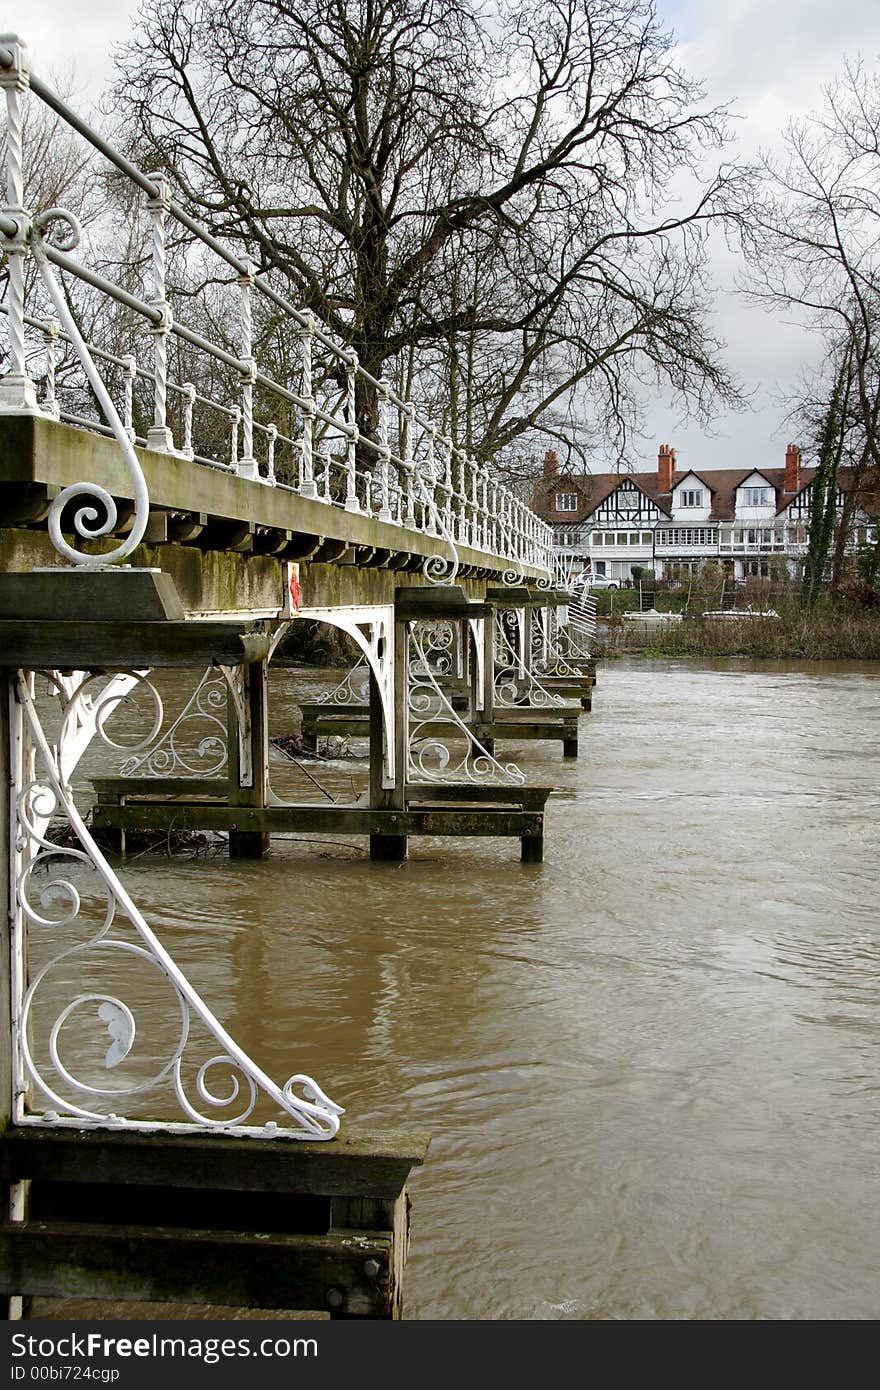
742,487,772,506
680,489,705,508
555,493,578,511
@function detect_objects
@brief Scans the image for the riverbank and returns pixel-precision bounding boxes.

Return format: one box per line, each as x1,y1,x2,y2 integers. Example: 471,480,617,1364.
595,604,880,660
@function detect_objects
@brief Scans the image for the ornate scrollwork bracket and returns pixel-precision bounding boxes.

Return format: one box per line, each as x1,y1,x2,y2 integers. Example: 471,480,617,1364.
8,670,343,1139
407,622,524,785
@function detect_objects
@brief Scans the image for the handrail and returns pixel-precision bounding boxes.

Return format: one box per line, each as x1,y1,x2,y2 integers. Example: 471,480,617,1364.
0,34,555,577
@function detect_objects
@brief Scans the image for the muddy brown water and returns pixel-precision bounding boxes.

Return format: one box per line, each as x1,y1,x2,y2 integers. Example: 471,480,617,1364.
35,657,880,1318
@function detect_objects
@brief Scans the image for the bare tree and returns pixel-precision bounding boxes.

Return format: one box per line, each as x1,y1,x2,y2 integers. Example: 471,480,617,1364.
744,59,880,461
743,59,880,595
110,0,745,465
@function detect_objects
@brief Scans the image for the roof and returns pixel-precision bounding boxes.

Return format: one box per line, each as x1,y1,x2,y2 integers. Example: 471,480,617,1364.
531,465,868,523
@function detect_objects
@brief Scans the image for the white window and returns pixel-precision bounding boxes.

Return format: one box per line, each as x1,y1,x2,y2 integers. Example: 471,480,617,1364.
680,489,704,508
617,487,641,513
592,532,604,546
553,527,577,546
555,493,578,511
742,487,772,507
641,532,652,545
656,528,718,547
628,533,641,545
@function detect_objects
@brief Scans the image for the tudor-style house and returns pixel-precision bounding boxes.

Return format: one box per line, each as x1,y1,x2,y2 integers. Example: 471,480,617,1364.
532,445,878,584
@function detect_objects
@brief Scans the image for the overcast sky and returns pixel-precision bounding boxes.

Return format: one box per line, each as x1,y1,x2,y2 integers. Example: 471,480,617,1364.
2,0,880,474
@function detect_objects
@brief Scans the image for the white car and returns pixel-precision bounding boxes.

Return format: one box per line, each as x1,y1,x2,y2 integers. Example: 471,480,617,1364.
572,573,620,591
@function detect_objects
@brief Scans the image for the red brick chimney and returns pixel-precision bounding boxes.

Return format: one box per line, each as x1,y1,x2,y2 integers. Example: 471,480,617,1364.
784,442,801,492
658,442,675,493
543,448,559,478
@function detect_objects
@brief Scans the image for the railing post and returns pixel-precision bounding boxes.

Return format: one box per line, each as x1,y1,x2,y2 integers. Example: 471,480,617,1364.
0,35,39,412
423,425,437,535
498,484,511,561
181,381,195,460
478,467,488,550
266,422,277,484
510,495,520,565
122,354,137,441
488,472,499,555
344,351,360,512
470,458,480,550
230,404,240,469
297,311,318,498
237,257,259,481
442,438,454,538
319,439,332,501
455,453,469,544
145,173,175,453
402,402,416,528
377,377,393,523
41,317,60,418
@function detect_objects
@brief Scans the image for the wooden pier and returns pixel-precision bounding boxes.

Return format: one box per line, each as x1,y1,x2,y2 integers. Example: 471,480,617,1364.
89,776,553,863
0,1126,429,1319
298,701,584,758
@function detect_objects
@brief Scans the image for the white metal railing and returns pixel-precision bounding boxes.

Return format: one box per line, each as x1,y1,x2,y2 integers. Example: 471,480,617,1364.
0,34,554,578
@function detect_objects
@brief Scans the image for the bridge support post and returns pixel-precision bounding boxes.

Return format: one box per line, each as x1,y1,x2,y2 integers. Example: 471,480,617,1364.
480,613,496,753
1,673,29,1320
369,616,407,862
228,659,271,859
478,614,497,756
1,676,12,1138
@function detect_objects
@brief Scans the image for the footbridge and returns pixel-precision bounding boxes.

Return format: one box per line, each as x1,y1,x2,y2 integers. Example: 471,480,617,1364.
0,35,596,1319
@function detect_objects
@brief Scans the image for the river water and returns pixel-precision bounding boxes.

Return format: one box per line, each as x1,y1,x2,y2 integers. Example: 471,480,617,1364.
50,657,880,1319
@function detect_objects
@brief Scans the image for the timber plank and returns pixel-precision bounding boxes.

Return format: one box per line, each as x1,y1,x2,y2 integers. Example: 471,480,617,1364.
394,585,492,620
92,776,229,800
90,802,545,837
0,621,271,668
0,1220,393,1317
0,1126,429,1200
299,711,579,740
404,782,553,810
540,675,595,688
0,570,185,622
29,1298,331,1320
485,586,570,606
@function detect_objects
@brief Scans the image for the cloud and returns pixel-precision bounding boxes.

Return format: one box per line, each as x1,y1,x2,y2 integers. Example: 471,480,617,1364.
631,0,880,472
0,1,138,106
676,0,880,151
2,0,879,470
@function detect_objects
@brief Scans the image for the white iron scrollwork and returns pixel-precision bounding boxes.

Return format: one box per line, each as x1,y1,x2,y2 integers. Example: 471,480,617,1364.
531,606,583,677
317,654,371,707
9,671,343,1139
31,210,150,567
407,623,524,785
493,609,563,708
116,666,230,779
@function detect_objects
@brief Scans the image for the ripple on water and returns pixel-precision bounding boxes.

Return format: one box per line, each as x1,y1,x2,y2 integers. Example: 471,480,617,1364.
49,657,880,1319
